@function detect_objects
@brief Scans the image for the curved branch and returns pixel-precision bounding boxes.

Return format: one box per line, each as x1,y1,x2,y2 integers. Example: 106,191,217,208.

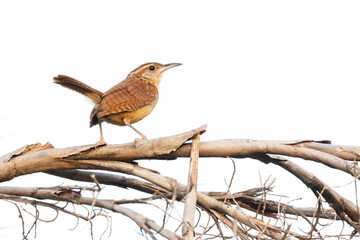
254,154,360,230
0,186,184,240
47,169,339,221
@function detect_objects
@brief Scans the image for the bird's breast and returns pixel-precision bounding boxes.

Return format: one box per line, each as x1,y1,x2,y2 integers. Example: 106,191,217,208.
100,98,159,126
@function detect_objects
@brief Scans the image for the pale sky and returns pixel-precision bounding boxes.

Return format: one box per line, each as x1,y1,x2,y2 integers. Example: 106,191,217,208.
1,1,360,239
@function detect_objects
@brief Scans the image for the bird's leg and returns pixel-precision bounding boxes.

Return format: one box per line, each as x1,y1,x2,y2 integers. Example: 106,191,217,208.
124,118,147,140
128,124,147,140
96,122,106,147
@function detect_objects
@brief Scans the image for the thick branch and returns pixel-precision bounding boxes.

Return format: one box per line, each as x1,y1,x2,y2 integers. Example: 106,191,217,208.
167,140,360,178
2,133,360,184
0,125,206,182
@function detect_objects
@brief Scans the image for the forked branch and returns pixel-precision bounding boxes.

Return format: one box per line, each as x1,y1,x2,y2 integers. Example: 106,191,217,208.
1,125,360,239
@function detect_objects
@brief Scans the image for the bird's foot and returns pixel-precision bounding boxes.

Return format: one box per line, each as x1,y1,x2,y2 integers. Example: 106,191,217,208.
134,136,147,146
95,140,107,148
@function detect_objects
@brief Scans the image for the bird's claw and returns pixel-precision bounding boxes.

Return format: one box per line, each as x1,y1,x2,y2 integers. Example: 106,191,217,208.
95,140,107,148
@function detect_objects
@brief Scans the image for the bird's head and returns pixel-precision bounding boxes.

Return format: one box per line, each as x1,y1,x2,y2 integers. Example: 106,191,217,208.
129,62,182,87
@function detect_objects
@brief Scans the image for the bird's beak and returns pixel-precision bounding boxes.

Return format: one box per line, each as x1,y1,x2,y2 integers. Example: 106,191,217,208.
161,63,182,72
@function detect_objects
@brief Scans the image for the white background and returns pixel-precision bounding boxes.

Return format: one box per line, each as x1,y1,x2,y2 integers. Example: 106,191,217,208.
1,0,360,239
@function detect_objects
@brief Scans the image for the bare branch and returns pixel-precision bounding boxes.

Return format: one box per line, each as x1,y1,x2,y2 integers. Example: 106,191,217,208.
253,154,360,231
182,134,200,239
2,126,360,238
0,125,206,182
48,169,338,222
75,160,298,239
0,187,184,240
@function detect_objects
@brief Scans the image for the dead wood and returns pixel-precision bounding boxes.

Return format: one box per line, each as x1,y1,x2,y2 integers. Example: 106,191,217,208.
1,125,360,239
182,134,200,239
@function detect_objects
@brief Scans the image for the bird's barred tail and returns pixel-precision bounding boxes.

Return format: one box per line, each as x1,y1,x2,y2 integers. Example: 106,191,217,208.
53,75,103,104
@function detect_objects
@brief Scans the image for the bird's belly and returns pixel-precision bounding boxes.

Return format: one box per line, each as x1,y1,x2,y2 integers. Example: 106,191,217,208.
101,101,157,126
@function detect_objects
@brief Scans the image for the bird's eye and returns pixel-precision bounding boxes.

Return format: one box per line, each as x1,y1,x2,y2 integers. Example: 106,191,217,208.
149,65,155,71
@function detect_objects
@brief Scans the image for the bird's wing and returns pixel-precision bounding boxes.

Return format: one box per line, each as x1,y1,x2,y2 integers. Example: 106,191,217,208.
97,78,158,119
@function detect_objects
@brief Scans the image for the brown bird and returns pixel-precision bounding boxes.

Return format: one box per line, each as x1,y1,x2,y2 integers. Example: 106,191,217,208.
54,62,181,144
